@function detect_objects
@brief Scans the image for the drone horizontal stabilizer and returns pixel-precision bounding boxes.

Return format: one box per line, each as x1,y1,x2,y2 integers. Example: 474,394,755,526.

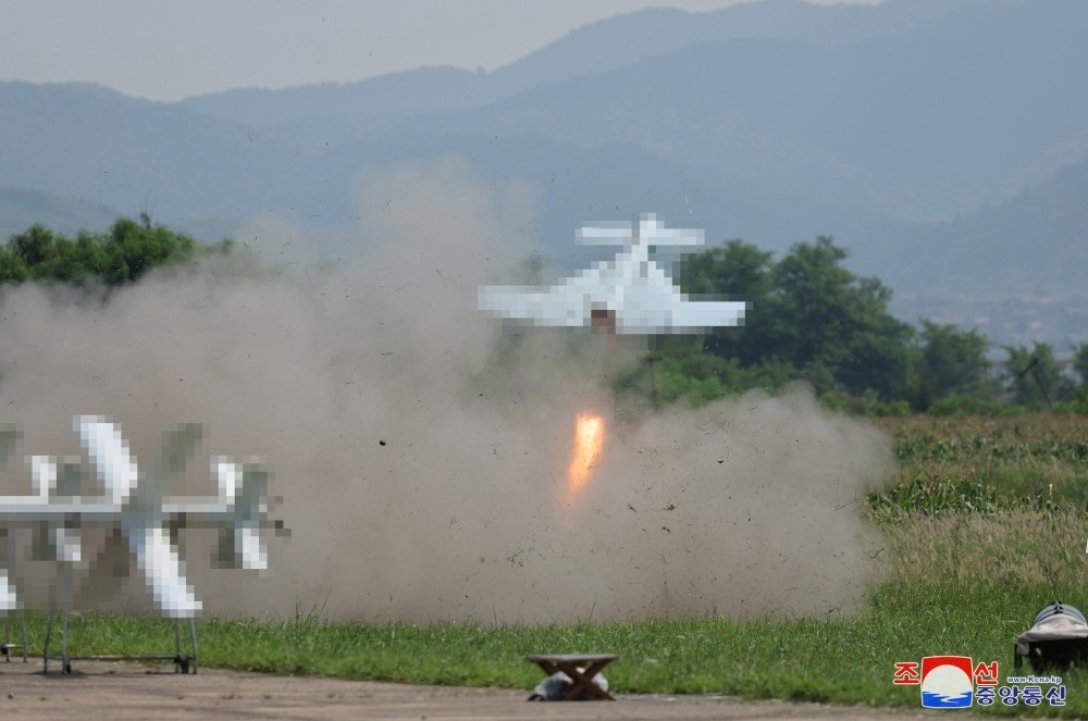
575,222,640,245
576,214,705,247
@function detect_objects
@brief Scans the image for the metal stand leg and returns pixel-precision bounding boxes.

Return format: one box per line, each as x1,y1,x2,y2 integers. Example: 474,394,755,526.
174,619,182,672
21,608,28,662
189,617,198,674
43,577,56,673
61,563,72,674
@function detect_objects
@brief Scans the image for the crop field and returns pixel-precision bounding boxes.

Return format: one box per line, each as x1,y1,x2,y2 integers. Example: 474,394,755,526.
11,413,1088,716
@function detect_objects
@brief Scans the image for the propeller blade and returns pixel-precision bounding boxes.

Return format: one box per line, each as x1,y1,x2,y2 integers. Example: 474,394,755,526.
214,458,241,501
128,524,201,619
77,416,139,505
29,455,57,497
236,524,267,571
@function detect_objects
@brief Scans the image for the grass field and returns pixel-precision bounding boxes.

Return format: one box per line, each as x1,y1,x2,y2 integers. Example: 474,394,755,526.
11,413,1088,716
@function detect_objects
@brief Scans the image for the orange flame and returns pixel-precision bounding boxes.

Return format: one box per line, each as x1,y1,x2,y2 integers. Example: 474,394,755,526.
567,412,605,500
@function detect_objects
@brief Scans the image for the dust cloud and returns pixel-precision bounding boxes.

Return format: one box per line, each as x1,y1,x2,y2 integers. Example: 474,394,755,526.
0,159,893,623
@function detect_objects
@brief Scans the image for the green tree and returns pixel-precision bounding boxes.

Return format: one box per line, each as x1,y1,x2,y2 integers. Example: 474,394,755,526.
665,236,912,404
763,236,911,399
675,239,774,368
1,218,202,289
1073,343,1088,387
1004,343,1063,409
907,320,992,410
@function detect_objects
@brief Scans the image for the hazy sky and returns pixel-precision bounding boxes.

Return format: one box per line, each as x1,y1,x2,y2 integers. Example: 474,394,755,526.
2,0,877,101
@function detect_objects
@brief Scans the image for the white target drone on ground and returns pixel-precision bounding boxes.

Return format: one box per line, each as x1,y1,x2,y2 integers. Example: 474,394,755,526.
0,415,285,673
478,213,748,336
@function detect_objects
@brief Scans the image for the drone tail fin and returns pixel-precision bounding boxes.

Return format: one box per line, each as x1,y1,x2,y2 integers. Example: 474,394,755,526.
212,460,270,571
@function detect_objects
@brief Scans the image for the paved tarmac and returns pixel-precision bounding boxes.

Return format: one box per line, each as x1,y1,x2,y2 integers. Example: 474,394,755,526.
0,659,939,721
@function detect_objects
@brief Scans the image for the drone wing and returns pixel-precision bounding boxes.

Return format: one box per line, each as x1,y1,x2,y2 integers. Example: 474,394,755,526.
477,285,589,328
669,299,747,330
612,261,748,333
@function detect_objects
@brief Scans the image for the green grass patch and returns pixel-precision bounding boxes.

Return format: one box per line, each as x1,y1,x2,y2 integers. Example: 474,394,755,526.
18,577,1087,715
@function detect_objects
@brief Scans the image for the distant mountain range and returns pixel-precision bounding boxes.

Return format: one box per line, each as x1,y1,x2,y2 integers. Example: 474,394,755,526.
855,155,1088,351
0,0,1084,349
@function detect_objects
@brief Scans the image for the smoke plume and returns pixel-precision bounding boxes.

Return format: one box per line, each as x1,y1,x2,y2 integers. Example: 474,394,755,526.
0,160,893,622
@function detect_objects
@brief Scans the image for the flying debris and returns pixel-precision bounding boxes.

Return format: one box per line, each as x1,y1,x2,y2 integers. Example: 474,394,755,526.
478,213,747,335
0,415,285,672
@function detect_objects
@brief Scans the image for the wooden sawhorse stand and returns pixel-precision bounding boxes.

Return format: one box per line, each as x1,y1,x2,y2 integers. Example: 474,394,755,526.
526,653,616,700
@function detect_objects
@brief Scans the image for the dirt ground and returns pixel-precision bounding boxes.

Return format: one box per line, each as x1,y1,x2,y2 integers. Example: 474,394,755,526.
0,659,942,721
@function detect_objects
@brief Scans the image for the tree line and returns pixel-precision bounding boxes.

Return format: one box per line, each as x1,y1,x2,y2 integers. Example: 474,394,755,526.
2,219,1085,415
0,215,230,289
618,236,1088,415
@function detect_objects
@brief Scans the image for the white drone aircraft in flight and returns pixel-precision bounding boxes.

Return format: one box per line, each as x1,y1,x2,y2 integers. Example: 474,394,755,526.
478,213,747,336
0,416,282,671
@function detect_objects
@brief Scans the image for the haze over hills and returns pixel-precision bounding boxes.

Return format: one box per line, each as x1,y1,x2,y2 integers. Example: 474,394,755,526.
181,0,972,130
860,156,1088,352
0,188,119,238
0,0,1084,348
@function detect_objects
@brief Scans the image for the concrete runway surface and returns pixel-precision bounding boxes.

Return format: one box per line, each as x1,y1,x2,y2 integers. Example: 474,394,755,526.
0,660,936,721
